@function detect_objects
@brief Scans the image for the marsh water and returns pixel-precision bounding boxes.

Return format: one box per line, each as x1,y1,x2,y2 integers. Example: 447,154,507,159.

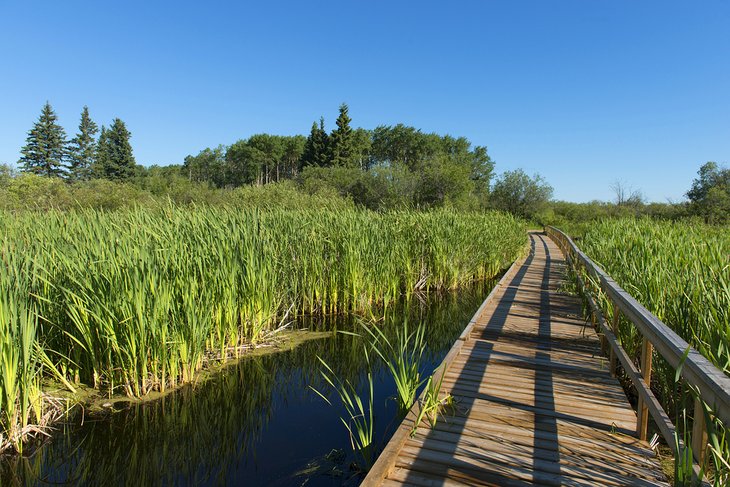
1,281,494,486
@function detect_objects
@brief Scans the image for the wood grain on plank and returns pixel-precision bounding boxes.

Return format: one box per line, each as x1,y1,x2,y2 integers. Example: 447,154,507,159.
362,232,668,486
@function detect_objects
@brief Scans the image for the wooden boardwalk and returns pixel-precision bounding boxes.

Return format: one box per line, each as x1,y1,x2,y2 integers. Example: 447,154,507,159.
363,232,668,486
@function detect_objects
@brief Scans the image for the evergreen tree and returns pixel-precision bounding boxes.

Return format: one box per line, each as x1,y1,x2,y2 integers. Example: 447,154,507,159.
300,117,330,168
300,121,319,168
66,106,98,181
329,103,354,167
95,125,108,177
95,118,136,180
19,102,68,177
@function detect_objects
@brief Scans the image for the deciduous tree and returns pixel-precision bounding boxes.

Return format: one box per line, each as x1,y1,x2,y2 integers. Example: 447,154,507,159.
225,141,265,186
281,135,306,178
610,180,644,207
351,128,373,171
183,146,226,186
687,161,730,224
490,170,553,219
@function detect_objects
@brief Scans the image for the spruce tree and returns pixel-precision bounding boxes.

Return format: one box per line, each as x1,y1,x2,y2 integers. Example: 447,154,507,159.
66,106,99,181
19,102,68,177
300,117,330,168
329,103,354,167
300,121,319,168
96,118,136,180
315,117,330,167
95,125,108,177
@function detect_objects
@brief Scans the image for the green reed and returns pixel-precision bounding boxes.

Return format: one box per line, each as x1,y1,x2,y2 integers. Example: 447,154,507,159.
0,206,526,451
579,219,729,387
412,365,452,435
575,218,730,484
312,353,376,470
0,246,43,454
362,319,426,414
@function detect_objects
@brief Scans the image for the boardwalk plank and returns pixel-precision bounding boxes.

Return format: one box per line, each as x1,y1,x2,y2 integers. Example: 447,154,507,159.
362,232,668,486
402,436,665,486
397,446,663,487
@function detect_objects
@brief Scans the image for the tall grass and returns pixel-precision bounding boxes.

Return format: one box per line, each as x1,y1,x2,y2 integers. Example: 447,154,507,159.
313,320,428,471
312,353,376,469
579,219,729,386
575,218,730,484
0,206,526,451
0,245,44,454
412,365,452,434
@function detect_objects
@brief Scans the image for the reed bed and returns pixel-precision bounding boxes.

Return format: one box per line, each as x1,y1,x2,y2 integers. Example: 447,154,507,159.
576,218,730,483
0,206,526,452
579,219,729,377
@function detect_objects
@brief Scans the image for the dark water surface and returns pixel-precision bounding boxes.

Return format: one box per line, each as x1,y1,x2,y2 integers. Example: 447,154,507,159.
1,282,493,486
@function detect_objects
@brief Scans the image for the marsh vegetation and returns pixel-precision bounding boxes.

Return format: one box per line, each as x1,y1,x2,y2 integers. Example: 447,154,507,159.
568,218,730,485
0,282,493,486
0,207,526,453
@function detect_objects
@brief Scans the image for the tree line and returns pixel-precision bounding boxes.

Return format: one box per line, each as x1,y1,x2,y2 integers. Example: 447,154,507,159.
19,102,136,182
8,101,729,222
180,103,500,209
16,102,510,211
543,162,730,226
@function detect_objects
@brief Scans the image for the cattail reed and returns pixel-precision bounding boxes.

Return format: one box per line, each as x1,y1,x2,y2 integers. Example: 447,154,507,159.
0,206,526,451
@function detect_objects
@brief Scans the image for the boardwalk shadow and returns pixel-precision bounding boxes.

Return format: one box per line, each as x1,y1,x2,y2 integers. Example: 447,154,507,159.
402,233,561,485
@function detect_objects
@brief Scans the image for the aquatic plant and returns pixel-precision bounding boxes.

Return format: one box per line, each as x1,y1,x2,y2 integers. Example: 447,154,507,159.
362,319,426,413
0,251,43,454
0,206,526,451
412,366,452,435
312,353,376,470
578,218,729,380
1,286,485,484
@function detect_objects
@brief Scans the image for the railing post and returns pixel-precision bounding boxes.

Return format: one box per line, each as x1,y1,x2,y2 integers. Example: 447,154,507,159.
591,308,597,329
610,305,619,376
637,337,653,440
691,397,708,466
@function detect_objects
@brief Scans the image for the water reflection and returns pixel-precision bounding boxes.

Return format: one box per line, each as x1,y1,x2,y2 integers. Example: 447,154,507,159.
1,281,493,486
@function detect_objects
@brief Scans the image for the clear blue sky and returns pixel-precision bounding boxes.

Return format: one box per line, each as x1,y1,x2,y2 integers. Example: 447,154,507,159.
1,1,728,202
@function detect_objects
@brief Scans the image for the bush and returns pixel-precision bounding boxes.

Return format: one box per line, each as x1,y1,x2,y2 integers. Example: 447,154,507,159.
0,173,73,210
490,169,553,220
228,180,354,211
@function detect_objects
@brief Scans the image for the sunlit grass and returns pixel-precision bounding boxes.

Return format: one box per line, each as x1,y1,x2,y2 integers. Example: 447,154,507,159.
575,218,730,485
361,319,426,414
412,365,452,434
0,205,526,452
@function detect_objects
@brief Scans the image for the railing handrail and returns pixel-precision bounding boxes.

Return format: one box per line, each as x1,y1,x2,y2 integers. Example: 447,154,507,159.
545,225,730,427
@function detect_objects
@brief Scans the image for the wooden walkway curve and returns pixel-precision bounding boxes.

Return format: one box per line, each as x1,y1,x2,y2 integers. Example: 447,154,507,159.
363,232,668,486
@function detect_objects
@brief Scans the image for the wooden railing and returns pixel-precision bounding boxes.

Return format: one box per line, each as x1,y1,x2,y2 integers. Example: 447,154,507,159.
545,226,730,468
